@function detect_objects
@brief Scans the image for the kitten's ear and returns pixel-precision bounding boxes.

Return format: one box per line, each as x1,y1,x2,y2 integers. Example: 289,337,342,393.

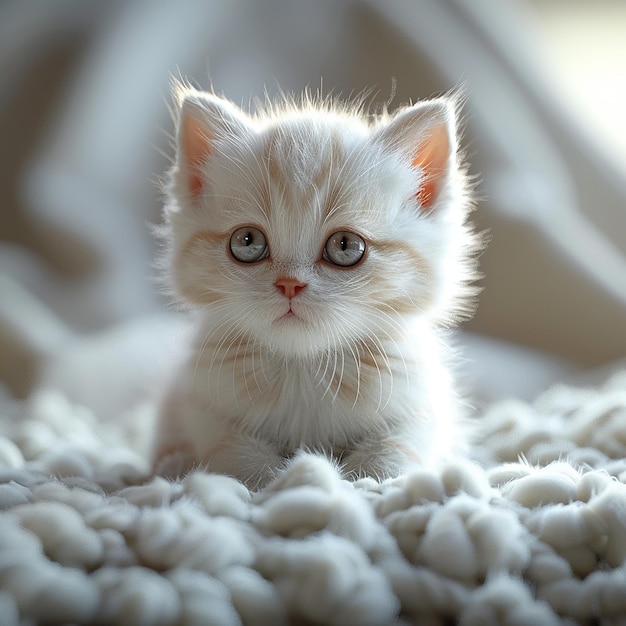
375,100,457,210
175,91,252,199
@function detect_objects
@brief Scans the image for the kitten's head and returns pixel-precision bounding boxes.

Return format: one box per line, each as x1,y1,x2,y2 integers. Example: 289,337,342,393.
161,85,479,358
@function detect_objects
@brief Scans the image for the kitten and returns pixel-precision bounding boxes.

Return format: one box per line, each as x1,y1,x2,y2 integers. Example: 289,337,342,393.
153,84,480,489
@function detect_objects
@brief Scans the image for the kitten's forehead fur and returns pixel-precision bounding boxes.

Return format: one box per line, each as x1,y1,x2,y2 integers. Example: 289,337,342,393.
171,82,460,170
173,81,379,125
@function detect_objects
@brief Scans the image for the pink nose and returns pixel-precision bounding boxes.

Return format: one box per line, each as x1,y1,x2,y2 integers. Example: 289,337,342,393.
274,277,307,299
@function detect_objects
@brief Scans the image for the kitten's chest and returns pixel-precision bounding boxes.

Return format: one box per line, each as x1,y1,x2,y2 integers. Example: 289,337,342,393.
192,343,396,450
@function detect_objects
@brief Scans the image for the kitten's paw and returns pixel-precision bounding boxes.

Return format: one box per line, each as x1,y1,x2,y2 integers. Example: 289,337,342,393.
205,434,285,492
154,447,200,479
341,439,420,482
258,451,342,499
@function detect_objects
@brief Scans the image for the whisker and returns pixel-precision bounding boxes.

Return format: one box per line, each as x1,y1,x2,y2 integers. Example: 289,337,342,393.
344,339,362,410
331,342,346,404
320,342,339,402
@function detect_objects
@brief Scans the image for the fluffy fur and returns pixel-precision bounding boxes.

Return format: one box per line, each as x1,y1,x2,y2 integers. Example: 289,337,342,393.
154,84,480,489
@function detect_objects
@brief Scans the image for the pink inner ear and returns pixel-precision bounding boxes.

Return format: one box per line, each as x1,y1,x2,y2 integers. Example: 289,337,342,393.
181,112,212,197
412,123,450,209
188,173,203,196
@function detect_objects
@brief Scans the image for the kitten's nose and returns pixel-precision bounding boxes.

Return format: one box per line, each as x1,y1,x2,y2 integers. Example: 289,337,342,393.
274,277,307,299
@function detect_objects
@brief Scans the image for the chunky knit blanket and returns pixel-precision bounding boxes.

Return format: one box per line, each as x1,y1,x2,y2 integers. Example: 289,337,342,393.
1,372,626,625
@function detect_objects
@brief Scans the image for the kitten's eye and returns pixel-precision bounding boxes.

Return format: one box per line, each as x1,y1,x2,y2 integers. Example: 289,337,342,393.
324,231,366,267
230,227,269,263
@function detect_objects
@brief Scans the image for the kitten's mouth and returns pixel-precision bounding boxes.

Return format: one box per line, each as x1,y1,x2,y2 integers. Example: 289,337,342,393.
277,310,299,322
275,305,304,324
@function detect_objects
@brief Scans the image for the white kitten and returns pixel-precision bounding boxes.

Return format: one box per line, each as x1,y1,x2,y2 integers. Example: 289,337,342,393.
154,85,480,489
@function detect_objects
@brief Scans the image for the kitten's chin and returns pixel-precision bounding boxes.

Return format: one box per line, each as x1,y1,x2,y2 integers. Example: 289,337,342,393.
263,312,325,357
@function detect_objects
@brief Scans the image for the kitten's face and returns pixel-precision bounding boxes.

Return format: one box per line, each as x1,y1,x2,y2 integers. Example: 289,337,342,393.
165,91,474,358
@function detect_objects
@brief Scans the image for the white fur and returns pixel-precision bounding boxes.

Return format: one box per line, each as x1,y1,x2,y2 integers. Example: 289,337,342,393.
155,87,480,488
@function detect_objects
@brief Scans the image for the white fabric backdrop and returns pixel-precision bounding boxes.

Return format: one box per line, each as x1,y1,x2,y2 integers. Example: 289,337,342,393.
0,0,625,402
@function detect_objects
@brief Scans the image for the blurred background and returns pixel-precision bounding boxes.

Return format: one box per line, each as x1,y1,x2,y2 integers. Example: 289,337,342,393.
1,0,625,410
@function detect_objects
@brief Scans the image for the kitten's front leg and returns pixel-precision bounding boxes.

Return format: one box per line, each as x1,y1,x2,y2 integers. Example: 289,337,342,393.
154,379,286,489
340,436,423,481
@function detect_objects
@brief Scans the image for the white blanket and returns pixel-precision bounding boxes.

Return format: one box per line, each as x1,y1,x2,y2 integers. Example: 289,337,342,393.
1,372,626,625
